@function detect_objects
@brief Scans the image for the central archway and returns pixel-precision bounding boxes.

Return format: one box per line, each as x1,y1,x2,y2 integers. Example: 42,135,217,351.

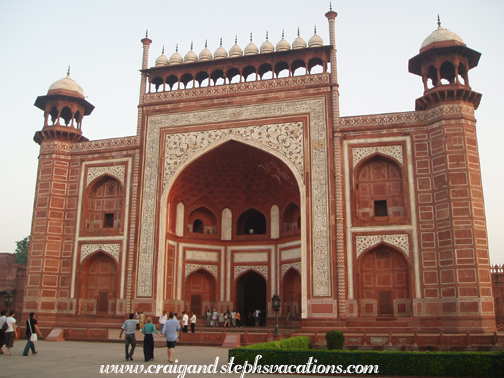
236,270,266,326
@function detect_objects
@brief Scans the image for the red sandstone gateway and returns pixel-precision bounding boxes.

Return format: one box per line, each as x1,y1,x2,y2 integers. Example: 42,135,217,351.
21,7,499,343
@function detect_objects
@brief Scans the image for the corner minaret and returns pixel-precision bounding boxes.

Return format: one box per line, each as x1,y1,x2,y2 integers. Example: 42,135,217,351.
33,68,94,144
408,17,482,110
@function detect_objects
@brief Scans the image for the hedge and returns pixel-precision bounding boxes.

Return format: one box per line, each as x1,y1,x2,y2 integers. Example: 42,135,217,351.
228,348,504,377
326,329,345,350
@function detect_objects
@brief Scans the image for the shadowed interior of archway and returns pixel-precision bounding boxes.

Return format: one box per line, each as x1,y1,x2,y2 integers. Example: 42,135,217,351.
236,270,267,326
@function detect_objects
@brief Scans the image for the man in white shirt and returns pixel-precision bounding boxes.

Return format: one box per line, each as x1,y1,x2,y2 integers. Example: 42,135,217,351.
159,310,167,330
190,312,197,333
0,310,7,354
181,311,189,333
211,309,218,327
255,309,261,326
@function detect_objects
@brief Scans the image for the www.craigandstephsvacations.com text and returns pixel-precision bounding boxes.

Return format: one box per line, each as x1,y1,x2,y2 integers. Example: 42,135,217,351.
99,356,379,376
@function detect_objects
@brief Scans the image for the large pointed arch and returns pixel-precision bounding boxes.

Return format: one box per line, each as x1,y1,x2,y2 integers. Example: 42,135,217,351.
156,135,307,315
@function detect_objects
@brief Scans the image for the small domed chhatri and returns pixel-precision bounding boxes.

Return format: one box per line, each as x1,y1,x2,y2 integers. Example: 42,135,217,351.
214,38,228,59
276,30,291,52
199,40,213,61
155,47,169,67
48,67,85,99
184,42,198,63
420,15,465,51
169,44,183,65
260,32,274,54
308,26,323,47
292,28,307,50
229,36,243,58
244,33,259,55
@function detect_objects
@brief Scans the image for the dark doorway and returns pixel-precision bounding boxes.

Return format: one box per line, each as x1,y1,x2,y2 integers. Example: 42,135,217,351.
236,270,267,326
191,295,201,315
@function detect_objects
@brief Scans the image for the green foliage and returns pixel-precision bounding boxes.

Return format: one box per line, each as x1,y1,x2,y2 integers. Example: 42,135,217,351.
15,235,30,265
232,336,311,365
325,329,345,350
228,348,504,377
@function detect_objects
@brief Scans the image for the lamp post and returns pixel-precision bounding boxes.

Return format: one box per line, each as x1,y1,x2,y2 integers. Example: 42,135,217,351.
271,293,281,336
4,291,14,314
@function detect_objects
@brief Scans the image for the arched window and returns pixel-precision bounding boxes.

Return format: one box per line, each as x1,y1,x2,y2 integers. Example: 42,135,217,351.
440,61,456,84
282,202,301,234
187,206,217,235
84,175,123,233
355,157,405,221
193,219,204,233
237,208,266,235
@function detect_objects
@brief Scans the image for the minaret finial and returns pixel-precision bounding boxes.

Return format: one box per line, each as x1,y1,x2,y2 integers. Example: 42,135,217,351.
235,35,237,44
176,43,178,52
250,32,253,42
220,37,222,46
297,28,300,37
191,41,193,50
162,45,164,54
437,14,441,28
266,31,269,41
67,65,70,76
330,2,332,11
145,29,148,38
282,29,285,39
205,39,208,48
314,25,317,34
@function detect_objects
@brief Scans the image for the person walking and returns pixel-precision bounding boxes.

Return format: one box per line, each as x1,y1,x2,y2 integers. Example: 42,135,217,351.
4,312,16,356
181,311,188,333
141,316,162,361
119,314,139,360
223,311,230,328
161,312,180,363
22,312,42,356
190,312,196,333
0,310,7,354
159,310,167,330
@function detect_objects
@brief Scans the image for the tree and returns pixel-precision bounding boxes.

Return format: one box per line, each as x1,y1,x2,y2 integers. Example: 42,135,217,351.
15,235,30,265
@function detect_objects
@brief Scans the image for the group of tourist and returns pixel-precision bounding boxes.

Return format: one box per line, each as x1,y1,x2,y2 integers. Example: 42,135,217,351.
0,311,43,356
120,309,197,362
206,309,241,327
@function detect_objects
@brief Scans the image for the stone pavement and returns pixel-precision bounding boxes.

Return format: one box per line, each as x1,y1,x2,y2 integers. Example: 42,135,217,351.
1,340,333,378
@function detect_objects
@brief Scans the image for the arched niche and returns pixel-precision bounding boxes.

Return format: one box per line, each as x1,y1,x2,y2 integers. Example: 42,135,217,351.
282,267,301,317
83,175,123,234
187,206,218,235
358,246,411,317
80,251,118,314
237,208,267,235
354,155,405,222
185,269,216,315
282,202,301,235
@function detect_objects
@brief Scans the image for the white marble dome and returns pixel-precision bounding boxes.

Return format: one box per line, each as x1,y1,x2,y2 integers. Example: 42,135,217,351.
229,37,243,58
169,45,183,65
292,29,307,50
184,43,198,63
214,38,228,59
308,27,323,47
199,41,213,61
48,71,85,98
421,25,465,50
155,48,169,67
275,31,291,52
260,32,274,54
244,33,259,55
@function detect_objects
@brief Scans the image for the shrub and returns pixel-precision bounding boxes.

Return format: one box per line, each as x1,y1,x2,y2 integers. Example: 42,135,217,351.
325,329,345,350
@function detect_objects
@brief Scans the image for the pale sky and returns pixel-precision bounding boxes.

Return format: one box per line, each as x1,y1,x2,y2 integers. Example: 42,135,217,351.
1,0,503,265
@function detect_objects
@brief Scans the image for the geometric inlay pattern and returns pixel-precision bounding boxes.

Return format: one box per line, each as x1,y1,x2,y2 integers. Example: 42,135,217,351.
86,165,126,186
164,122,304,187
185,263,218,279
234,265,268,280
282,262,302,277
356,234,410,258
352,145,403,168
80,243,120,263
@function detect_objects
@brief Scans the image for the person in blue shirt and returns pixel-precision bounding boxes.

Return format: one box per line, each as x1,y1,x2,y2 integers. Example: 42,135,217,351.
161,312,180,363
141,316,162,361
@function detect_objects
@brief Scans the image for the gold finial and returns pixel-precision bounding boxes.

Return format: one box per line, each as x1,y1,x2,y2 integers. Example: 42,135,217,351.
67,65,70,76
